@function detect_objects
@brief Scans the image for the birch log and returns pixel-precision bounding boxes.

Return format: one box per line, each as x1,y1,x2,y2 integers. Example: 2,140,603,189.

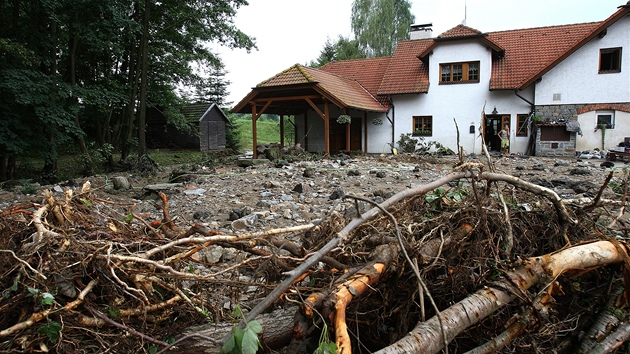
375,241,625,354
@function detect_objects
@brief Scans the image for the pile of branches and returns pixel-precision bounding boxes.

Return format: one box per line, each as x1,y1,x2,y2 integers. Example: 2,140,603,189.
1,160,630,353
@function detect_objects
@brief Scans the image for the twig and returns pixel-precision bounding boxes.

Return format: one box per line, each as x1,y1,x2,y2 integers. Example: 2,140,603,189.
587,170,614,210
0,279,98,338
85,305,169,348
0,250,47,280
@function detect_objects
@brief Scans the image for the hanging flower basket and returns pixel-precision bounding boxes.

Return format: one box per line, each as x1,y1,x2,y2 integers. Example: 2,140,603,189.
372,117,383,126
336,115,351,124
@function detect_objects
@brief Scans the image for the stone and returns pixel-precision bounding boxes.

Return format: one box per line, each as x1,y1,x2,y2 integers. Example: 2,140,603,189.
347,170,361,176
570,168,592,175
303,168,316,178
292,183,312,194
376,171,387,178
600,161,615,168
329,189,345,200
231,214,258,230
193,210,211,220
112,176,131,190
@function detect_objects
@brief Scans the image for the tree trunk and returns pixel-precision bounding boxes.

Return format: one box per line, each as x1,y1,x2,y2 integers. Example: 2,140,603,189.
136,0,149,158
375,241,624,354
69,32,94,175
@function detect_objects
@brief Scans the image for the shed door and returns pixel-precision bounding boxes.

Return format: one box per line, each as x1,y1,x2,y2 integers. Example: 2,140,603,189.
206,121,219,150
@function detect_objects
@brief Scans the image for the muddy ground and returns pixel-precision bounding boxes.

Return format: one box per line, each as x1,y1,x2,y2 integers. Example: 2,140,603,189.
0,152,622,234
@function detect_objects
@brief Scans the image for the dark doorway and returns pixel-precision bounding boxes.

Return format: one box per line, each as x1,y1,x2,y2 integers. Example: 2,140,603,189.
484,115,510,151
331,118,362,152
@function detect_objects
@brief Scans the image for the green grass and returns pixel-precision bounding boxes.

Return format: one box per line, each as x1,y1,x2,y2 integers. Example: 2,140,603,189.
233,117,281,149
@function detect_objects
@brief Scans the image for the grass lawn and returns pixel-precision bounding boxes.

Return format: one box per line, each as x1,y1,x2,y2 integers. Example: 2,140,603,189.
233,117,281,149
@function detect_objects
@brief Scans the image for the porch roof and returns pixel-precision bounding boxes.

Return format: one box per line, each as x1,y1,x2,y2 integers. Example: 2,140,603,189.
231,64,387,114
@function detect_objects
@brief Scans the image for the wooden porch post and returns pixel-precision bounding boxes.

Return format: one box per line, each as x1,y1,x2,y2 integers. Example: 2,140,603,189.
251,104,258,158
345,121,351,152
324,101,330,155
280,114,285,147
364,111,368,153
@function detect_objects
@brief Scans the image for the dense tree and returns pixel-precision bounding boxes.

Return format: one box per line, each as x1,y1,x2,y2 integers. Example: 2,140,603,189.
308,0,414,68
351,0,415,57
0,0,255,180
309,36,365,68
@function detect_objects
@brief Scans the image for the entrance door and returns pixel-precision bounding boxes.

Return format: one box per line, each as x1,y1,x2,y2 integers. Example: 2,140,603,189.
484,115,510,151
330,117,363,152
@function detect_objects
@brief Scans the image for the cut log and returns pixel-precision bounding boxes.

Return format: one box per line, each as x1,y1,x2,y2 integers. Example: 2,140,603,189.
374,241,625,354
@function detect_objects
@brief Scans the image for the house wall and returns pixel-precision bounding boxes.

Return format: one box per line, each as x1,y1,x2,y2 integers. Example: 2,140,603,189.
390,41,533,155
536,16,630,106
534,16,630,155
577,110,630,151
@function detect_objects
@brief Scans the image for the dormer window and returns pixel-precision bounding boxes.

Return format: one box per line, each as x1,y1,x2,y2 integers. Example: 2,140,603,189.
440,61,480,84
599,48,621,73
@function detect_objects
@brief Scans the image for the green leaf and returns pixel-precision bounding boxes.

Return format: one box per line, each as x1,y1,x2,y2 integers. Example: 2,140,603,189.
231,304,243,319
220,334,236,354
37,321,62,343
27,287,39,296
122,213,133,222
233,326,244,344
241,328,260,354
41,292,55,305
10,279,18,291
246,320,263,334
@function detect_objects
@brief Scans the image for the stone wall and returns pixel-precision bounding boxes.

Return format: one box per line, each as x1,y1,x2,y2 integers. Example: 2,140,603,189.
533,105,579,157
534,124,577,157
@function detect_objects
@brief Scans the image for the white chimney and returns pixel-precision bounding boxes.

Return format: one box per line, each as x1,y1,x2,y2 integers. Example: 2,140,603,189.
410,23,433,40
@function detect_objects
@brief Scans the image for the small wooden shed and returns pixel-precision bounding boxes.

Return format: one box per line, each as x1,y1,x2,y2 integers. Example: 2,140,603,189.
199,103,230,152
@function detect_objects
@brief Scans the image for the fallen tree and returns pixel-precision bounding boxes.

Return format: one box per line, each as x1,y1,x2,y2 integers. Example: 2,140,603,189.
0,158,629,353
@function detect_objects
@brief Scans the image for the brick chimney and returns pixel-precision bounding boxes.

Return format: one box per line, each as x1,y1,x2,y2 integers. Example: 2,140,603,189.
410,23,433,39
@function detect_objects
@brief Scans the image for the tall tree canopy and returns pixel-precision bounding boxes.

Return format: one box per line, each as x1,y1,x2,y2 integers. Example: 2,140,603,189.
351,0,415,57
309,0,414,67
0,0,255,179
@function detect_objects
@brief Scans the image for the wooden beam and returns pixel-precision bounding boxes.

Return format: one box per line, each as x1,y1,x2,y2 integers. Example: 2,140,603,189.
345,120,351,152
305,98,325,119
324,101,330,155
252,95,320,103
280,114,285,147
253,100,273,120
364,111,368,153
251,103,258,158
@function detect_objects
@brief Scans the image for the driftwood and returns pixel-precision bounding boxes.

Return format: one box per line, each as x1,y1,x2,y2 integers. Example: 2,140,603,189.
374,241,625,354
1,160,629,353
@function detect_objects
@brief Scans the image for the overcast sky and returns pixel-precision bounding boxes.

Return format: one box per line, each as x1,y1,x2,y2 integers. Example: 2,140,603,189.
215,0,625,108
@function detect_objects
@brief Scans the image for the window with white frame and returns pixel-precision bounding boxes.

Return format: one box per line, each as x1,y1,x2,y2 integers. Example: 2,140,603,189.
596,111,615,129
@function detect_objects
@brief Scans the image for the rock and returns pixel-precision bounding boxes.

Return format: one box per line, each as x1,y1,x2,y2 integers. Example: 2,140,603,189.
231,214,258,230
112,176,131,190
292,183,312,194
143,183,183,192
53,185,64,193
570,168,592,175
303,168,316,178
280,194,293,201
184,188,206,195
193,210,211,220
600,161,615,168
264,181,283,188
329,189,345,200
275,160,289,168
376,171,387,178
347,170,361,176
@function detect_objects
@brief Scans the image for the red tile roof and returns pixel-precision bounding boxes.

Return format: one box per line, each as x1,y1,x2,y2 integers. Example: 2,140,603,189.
437,24,483,38
320,57,391,106
233,4,630,112
256,64,387,112
378,39,432,95
487,22,602,90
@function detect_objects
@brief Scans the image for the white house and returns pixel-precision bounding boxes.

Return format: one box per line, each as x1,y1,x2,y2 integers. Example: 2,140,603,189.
232,2,630,158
